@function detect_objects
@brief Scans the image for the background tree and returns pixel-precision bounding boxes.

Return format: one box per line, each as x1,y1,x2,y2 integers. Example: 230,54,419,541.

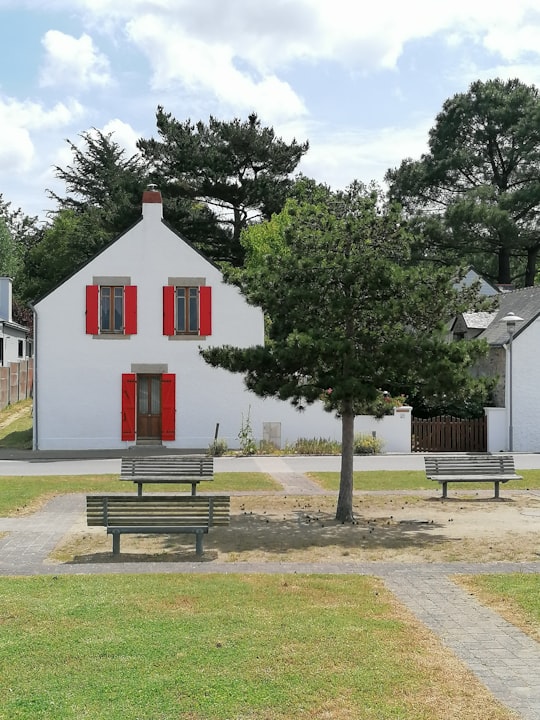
202,183,489,522
138,110,309,265
386,78,540,287
49,129,148,236
22,209,112,302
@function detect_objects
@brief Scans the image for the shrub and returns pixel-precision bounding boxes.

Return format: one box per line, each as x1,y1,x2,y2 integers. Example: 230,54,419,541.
284,437,342,455
208,438,228,456
354,433,384,454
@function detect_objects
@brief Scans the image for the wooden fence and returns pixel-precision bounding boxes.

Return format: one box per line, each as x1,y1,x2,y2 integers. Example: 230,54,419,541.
0,359,33,411
411,415,487,453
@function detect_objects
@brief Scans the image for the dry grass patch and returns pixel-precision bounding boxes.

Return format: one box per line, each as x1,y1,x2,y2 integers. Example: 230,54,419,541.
52,491,540,564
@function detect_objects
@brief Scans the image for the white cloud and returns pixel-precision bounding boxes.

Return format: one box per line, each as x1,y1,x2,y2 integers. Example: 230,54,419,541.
300,121,432,189
40,30,111,89
0,96,85,173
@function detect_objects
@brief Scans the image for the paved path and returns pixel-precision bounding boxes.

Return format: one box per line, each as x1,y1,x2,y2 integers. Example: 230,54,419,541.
2,470,540,717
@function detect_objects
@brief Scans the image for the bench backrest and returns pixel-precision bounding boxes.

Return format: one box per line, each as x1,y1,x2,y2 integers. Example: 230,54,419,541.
87,495,230,527
120,455,213,478
425,454,516,476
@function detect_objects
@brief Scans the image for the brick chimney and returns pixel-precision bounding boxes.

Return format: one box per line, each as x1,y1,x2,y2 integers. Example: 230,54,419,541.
142,184,163,220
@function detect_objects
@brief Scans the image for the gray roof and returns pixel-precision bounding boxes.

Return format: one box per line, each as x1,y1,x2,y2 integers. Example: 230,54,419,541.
477,286,540,345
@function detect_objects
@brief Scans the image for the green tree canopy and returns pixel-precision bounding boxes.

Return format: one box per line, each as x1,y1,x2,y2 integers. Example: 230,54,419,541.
386,78,540,287
202,182,489,521
138,110,309,265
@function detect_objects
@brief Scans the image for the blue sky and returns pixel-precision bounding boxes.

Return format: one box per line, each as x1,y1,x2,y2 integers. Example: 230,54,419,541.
1,0,540,221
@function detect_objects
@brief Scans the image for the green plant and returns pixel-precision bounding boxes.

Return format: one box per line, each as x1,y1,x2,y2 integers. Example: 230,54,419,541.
208,438,228,456
238,406,257,455
284,437,342,455
354,433,384,454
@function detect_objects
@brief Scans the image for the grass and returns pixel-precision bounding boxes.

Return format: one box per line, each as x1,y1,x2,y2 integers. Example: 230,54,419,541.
0,574,515,720
0,472,279,516
309,469,540,491
0,399,32,449
457,574,540,643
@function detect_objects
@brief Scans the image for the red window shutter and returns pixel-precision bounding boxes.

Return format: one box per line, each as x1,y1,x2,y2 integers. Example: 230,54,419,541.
124,285,137,335
163,286,175,336
121,374,136,441
199,286,212,336
161,373,176,441
85,285,99,334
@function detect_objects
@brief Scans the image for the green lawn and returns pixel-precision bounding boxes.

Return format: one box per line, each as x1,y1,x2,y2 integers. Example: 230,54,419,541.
458,574,540,641
309,469,540,491
0,574,514,720
0,473,279,516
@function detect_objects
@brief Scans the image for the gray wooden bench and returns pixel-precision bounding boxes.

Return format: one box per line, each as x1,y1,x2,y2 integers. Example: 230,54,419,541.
86,495,230,556
120,455,213,496
424,454,522,499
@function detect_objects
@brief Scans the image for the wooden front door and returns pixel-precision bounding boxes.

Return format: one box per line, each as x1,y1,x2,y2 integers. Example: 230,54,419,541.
137,374,162,440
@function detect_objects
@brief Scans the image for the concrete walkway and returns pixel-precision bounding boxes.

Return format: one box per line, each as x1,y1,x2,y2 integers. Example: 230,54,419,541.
1,472,540,718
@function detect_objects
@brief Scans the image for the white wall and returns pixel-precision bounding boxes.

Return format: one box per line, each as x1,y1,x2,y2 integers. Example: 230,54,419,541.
485,407,507,453
509,319,540,452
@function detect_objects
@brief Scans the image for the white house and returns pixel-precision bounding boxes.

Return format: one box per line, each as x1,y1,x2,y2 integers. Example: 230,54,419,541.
0,277,32,364
32,188,411,452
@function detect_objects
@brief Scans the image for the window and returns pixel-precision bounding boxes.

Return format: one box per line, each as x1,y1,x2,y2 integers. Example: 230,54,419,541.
86,282,137,336
18,340,24,358
163,281,211,337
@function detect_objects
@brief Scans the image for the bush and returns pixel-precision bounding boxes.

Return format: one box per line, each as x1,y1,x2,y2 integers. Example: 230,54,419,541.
354,433,384,454
284,437,342,455
208,438,228,456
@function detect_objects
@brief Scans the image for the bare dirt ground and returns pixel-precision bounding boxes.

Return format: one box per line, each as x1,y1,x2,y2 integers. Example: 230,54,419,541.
53,490,540,564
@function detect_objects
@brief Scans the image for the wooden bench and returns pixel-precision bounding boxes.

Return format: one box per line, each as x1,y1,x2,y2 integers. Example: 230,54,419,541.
120,455,213,496
424,454,522,499
87,495,230,556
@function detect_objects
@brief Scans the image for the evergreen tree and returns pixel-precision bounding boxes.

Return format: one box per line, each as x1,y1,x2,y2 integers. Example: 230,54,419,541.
387,78,540,287
138,110,309,265
202,183,488,521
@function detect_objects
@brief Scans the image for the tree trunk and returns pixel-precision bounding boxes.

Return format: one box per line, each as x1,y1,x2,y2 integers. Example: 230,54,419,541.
335,401,355,522
525,245,539,287
498,246,511,285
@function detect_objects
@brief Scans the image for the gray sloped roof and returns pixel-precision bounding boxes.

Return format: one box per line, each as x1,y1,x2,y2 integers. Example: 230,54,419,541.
477,286,540,345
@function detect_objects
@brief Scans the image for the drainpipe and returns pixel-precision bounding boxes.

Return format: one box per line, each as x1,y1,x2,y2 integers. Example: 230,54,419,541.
30,304,38,450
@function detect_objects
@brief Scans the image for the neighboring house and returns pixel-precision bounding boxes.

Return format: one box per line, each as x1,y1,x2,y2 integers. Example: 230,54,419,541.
0,277,32,364
452,284,540,452
33,188,412,452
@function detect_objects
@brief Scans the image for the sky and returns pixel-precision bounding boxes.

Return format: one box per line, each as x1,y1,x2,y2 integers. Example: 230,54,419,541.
2,0,540,222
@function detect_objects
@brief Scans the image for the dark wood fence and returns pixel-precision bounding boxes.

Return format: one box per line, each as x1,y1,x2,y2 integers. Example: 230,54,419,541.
411,415,487,453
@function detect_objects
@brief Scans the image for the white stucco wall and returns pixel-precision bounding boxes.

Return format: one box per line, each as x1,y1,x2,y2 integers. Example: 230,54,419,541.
34,197,412,453
507,319,540,452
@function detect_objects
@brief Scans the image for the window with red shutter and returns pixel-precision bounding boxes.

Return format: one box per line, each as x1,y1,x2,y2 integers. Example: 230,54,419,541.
86,281,137,337
163,281,212,337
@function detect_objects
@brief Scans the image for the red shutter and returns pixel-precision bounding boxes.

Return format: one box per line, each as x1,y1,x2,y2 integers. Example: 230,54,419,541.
163,286,175,336
124,285,137,335
85,285,99,334
121,374,136,441
199,286,212,336
161,373,176,441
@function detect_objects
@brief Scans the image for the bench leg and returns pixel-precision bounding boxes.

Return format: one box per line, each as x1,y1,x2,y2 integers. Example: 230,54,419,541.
195,531,203,557
442,482,448,499
137,483,143,497
494,481,500,499
112,532,121,555
191,483,197,496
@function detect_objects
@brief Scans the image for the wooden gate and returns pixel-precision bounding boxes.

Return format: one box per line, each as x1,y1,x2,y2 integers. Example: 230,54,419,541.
411,415,487,453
